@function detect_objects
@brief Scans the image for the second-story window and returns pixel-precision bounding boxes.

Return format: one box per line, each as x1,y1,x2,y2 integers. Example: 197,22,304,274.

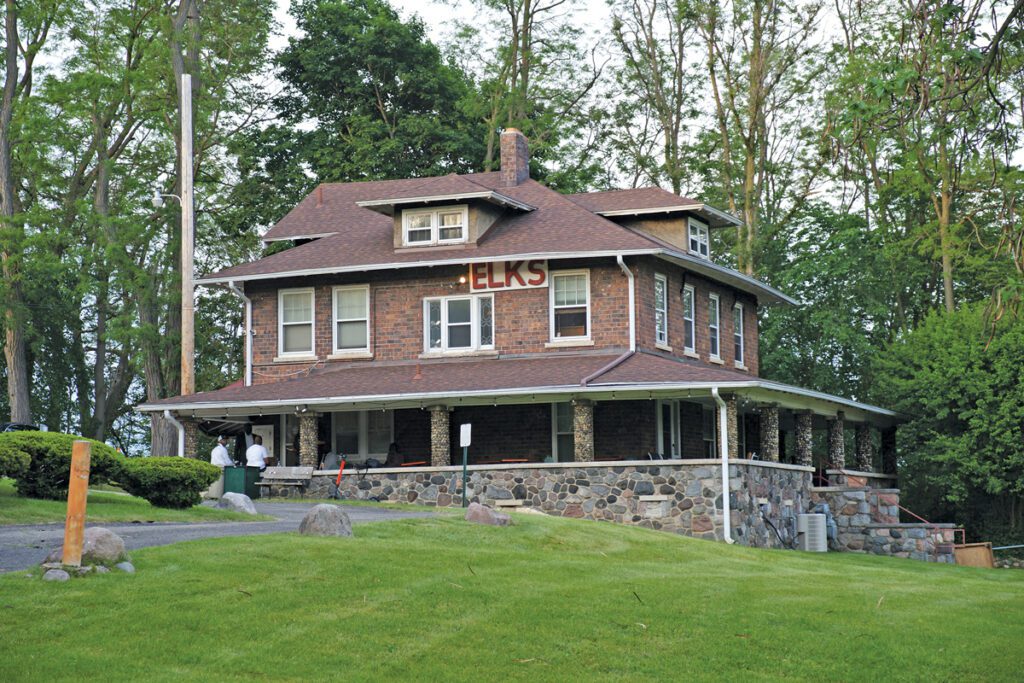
279,288,314,357
654,273,668,346
333,285,370,354
708,293,721,359
733,303,745,367
403,206,468,246
550,270,590,341
683,285,695,352
424,294,494,353
689,218,709,259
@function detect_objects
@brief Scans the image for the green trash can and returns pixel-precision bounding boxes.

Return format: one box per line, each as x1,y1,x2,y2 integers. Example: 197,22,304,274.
223,466,262,499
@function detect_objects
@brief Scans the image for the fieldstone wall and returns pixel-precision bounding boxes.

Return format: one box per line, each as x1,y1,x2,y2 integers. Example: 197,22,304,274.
731,462,813,550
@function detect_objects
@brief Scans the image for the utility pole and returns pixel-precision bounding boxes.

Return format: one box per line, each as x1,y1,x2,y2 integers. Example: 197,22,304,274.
180,72,195,396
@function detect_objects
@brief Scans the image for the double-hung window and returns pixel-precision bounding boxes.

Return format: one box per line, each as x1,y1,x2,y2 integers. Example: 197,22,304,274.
708,293,721,359
333,285,370,354
689,218,709,259
424,294,494,353
551,402,575,463
550,270,590,341
682,285,695,353
733,303,745,367
654,274,668,346
403,206,468,246
279,288,314,357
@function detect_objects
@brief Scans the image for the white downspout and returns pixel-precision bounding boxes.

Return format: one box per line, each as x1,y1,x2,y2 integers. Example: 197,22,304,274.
227,280,252,386
164,410,186,458
711,387,734,544
616,255,636,352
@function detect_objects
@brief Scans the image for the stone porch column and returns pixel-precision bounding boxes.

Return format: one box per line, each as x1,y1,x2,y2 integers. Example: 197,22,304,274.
827,411,846,469
725,395,739,459
795,411,813,467
298,413,319,467
854,424,874,472
428,406,451,467
758,404,780,462
572,399,594,462
182,418,200,459
881,427,897,474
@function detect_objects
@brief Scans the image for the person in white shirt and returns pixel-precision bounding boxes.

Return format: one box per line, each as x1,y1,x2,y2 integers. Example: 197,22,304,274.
245,434,269,471
206,435,232,499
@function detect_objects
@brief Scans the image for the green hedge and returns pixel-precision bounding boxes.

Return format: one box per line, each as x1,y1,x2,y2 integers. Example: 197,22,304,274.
0,432,123,499
118,457,220,509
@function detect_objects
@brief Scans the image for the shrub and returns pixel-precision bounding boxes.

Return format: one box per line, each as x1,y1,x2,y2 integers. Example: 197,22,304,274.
0,432,123,499
118,457,220,509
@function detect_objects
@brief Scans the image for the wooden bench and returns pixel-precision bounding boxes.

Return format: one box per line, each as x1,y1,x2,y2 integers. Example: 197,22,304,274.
255,466,314,494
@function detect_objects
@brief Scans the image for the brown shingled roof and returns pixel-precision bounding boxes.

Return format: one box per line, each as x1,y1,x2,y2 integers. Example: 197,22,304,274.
568,187,700,213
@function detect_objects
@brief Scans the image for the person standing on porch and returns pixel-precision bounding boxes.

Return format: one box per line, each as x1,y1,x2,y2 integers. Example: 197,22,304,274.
206,435,232,499
246,434,269,471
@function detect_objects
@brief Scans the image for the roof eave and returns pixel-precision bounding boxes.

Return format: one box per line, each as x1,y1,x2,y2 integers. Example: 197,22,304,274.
355,191,536,215
596,203,742,228
657,250,798,306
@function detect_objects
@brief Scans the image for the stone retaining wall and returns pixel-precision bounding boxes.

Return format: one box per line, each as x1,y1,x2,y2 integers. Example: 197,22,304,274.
846,524,956,563
811,487,900,526
304,459,812,545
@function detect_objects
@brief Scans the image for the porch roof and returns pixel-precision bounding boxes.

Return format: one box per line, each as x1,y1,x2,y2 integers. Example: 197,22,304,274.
137,351,900,426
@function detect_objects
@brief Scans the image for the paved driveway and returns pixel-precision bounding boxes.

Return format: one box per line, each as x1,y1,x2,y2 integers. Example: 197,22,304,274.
0,501,432,573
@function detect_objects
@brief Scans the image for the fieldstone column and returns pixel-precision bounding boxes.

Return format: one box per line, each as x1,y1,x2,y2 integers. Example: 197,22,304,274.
854,424,874,472
827,411,846,470
299,413,319,467
428,406,451,467
795,411,813,467
758,404,780,462
725,395,739,459
182,418,200,459
881,427,897,474
572,399,594,462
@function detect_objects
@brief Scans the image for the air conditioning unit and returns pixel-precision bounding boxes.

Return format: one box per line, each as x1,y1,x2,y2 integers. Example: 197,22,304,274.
797,513,827,552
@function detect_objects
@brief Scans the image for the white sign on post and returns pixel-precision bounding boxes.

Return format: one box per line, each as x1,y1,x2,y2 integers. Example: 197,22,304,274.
460,423,472,448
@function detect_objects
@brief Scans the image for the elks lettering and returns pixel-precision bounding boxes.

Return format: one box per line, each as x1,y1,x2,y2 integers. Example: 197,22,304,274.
469,260,548,292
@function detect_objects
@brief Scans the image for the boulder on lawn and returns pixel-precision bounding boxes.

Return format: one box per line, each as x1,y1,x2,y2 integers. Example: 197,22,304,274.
298,504,353,537
465,502,511,527
216,492,257,515
44,527,127,566
43,569,70,582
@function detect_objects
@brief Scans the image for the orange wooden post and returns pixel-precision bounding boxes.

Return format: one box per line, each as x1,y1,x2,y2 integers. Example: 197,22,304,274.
62,441,91,567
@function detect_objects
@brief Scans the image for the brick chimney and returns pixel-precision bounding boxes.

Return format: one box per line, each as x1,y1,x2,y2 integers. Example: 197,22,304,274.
500,128,530,187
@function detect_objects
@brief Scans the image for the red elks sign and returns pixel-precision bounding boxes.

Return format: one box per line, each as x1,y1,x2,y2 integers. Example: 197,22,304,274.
468,260,548,292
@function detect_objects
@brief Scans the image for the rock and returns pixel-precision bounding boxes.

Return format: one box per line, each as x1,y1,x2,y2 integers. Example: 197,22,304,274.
45,527,127,566
43,569,70,582
95,566,110,574
298,504,353,537
464,502,511,526
115,562,135,574
216,492,258,515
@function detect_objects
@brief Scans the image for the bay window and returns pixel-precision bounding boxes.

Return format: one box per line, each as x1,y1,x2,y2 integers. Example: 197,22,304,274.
278,288,314,356
683,285,695,352
424,294,495,353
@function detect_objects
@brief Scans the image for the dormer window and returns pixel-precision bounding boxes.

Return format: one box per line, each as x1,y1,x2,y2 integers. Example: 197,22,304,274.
689,218,709,259
402,205,469,246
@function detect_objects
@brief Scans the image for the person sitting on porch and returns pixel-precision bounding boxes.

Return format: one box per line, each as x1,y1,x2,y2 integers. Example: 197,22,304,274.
245,434,269,471
385,442,402,468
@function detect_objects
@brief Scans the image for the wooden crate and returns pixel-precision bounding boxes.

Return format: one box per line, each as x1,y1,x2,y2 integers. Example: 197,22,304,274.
954,542,994,568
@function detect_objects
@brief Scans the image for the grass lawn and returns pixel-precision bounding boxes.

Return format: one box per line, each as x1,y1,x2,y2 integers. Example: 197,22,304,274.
2,513,1022,681
0,478,272,525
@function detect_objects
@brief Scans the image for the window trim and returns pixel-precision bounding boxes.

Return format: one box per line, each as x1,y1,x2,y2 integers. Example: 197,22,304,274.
654,273,668,346
422,293,495,354
278,287,315,357
688,218,710,259
550,402,575,463
332,285,370,355
682,285,696,354
401,205,469,246
549,269,591,342
331,410,394,461
733,302,745,368
708,293,721,360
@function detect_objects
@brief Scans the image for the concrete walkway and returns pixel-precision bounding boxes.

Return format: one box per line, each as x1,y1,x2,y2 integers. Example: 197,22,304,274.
0,501,432,573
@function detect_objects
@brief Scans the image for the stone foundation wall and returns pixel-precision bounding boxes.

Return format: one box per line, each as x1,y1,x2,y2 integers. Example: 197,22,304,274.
850,524,956,563
811,487,900,526
731,463,813,549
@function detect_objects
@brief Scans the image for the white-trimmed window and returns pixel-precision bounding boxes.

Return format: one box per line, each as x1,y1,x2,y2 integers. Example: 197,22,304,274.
333,285,369,353
708,293,721,359
689,218,709,259
424,294,494,353
550,270,590,341
550,402,575,463
278,288,314,356
733,303,745,367
654,273,668,346
683,285,695,352
402,205,468,246
332,410,393,462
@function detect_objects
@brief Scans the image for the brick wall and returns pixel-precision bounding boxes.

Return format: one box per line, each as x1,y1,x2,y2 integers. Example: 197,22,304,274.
448,404,552,461
594,400,656,458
